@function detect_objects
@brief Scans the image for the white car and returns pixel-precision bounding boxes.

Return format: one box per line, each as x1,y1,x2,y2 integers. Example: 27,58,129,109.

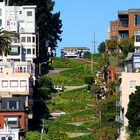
53,85,63,92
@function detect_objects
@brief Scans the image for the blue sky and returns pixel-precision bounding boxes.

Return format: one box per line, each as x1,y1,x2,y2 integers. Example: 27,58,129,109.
53,0,140,56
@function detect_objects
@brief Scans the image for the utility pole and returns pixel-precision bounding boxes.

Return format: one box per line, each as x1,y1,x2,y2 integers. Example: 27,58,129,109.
93,31,96,54
91,31,96,74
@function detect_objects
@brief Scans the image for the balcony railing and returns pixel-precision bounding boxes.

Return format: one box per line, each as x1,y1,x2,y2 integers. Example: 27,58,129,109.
118,21,128,27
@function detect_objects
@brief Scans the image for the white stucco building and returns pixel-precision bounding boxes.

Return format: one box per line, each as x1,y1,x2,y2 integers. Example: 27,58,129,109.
0,125,19,140
0,1,36,63
118,72,140,140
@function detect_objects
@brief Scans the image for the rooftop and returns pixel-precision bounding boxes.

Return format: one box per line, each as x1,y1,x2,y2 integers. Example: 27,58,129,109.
62,47,90,50
118,9,140,15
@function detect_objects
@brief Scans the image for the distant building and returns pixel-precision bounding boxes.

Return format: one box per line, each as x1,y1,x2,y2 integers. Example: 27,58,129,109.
61,47,90,58
109,9,140,40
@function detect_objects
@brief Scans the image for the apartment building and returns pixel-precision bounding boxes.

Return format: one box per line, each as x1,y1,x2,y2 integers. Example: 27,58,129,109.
109,9,140,40
0,1,37,63
61,47,90,58
0,63,34,140
122,30,140,71
118,72,140,140
0,1,37,139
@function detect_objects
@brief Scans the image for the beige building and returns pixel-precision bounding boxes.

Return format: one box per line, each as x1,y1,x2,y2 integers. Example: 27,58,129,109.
119,72,140,140
0,62,34,140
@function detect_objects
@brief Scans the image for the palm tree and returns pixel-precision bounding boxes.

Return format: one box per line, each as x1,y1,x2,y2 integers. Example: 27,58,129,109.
0,28,11,61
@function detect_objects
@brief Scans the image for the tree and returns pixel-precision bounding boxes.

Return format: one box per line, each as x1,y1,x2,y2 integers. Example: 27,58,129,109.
119,37,134,57
126,86,140,134
96,126,116,140
106,81,117,96
84,76,95,91
98,41,106,54
24,131,41,140
106,39,117,53
0,29,11,58
24,131,48,140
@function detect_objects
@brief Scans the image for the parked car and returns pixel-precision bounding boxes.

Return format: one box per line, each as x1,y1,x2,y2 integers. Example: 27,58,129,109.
53,85,63,92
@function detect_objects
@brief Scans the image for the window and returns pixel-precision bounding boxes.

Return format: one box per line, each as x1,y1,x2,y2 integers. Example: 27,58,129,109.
119,32,128,38
129,80,136,88
27,37,31,42
0,67,2,73
20,80,26,87
9,46,20,55
2,80,8,87
24,67,26,72
112,36,117,39
32,37,35,42
19,11,22,14
134,15,140,26
0,19,2,26
27,11,32,16
136,36,140,42
119,18,128,27
112,25,116,31
4,116,20,128
21,37,26,42
7,20,10,26
10,80,18,87
27,49,31,54
1,137,6,140
7,100,19,109
8,137,12,140
33,48,35,55
19,67,22,72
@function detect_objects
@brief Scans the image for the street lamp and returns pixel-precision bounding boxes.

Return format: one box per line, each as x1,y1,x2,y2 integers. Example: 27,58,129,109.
90,31,96,74
39,62,47,75
82,29,96,74
92,31,96,54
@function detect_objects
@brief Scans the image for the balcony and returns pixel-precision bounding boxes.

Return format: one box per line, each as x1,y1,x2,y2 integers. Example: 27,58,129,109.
118,20,129,30
0,97,25,110
119,21,128,27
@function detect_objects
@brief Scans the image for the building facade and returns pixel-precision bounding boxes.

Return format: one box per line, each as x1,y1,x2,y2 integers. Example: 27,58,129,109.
0,62,34,140
118,72,140,140
109,9,140,40
0,1,37,139
61,47,90,58
0,1,36,63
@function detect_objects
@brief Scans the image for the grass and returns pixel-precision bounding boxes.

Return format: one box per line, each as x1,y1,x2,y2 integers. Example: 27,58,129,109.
60,88,95,102
57,109,97,123
45,120,87,132
47,87,97,113
45,64,98,86
43,57,118,139
50,57,85,68
45,73,84,86
46,56,99,86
